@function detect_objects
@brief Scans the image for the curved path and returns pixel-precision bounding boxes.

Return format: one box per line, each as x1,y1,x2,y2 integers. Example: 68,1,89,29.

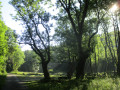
2,74,28,90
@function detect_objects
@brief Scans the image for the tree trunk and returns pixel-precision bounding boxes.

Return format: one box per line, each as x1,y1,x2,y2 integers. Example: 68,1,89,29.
89,58,92,73
117,36,120,75
76,49,89,79
94,52,97,73
75,36,90,79
76,56,87,79
67,57,76,79
42,62,50,79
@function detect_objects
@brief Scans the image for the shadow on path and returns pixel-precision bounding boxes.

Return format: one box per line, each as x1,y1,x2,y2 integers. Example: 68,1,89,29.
2,74,28,90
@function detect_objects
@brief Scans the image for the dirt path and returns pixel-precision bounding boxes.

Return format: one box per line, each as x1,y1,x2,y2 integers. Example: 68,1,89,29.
2,74,28,90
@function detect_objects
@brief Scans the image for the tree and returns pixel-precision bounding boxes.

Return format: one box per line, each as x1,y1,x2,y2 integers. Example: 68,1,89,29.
101,18,117,73
0,1,8,73
111,7,120,75
10,0,51,79
0,20,8,74
19,50,40,72
53,15,78,63
5,28,25,72
12,46,25,71
5,28,17,72
56,0,110,79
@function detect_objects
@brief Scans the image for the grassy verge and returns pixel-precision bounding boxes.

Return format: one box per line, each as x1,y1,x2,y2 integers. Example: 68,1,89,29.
0,74,7,90
10,71,44,82
27,78,91,90
11,71,120,90
88,77,120,90
27,76,120,90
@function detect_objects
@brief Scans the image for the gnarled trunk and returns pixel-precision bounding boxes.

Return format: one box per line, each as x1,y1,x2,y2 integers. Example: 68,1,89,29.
42,62,50,79
76,53,89,79
76,40,90,79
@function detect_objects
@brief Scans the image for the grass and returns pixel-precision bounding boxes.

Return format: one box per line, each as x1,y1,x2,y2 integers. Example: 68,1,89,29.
88,77,120,90
10,71,44,82
10,71,120,90
26,77,120,90
27,79,90,90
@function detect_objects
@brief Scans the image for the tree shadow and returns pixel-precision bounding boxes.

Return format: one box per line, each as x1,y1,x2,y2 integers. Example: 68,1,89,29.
26,76,94,90
0,75,6,90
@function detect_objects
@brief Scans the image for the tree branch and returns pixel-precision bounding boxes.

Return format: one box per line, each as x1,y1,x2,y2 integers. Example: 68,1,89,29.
80,0,89,32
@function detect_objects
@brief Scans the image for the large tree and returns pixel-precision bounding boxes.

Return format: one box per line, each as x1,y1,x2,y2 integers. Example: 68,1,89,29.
10,0,51,79
57,0,114,79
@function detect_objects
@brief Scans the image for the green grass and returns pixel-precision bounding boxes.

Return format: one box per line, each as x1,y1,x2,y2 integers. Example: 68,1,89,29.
27,76,120,90
88,77,120,90
10,71,120,90
11,71,43,75
27,78,91,90
10,71,44,82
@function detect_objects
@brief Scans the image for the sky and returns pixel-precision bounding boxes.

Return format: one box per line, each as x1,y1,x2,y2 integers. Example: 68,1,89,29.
1,0,58,51
1,0,115,51
1,0,31,51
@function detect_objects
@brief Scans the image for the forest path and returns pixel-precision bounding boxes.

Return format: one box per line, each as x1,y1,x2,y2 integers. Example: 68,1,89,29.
2,73,28,90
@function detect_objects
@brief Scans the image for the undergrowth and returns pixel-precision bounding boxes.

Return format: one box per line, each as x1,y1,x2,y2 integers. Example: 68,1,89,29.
10,71,120,90
0,73,7,90
27,77,120,90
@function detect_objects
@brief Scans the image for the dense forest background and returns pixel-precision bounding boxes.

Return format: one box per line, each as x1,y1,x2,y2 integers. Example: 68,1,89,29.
1,0,120,83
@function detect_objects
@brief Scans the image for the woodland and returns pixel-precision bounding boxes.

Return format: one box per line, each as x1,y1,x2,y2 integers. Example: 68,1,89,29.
1,0,120,90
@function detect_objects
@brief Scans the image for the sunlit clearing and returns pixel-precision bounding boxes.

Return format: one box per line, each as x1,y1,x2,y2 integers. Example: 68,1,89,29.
110,4,118,12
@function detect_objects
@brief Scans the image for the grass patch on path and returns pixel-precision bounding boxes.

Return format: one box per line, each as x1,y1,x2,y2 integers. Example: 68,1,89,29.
10,71,44,81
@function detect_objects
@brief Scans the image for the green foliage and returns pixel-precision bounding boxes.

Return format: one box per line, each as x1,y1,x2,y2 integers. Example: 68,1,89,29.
89,31,117,72
88,77,120,90
19,50,40,72
0,20,8,74
5,28,25,72
12,46,25,71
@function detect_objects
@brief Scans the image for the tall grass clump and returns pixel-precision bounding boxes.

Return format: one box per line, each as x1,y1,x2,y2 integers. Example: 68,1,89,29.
88,77,120,90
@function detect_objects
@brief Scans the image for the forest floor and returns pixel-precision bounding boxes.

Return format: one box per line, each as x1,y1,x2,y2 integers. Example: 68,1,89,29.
2,73,28,90
2,72,120,90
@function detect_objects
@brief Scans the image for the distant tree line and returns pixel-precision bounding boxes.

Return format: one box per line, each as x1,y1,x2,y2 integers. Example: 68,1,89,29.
0,2,25,74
